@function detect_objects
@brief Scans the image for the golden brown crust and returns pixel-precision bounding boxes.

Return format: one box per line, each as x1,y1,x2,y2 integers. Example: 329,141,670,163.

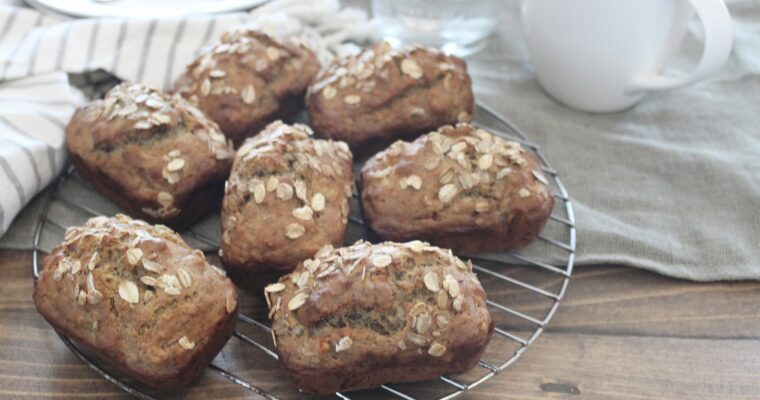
220,121,354,279
33,215,238,390
266,240,493,394
66,83,234,228
307,42,474,152
173,29,320,145
359,123,554,253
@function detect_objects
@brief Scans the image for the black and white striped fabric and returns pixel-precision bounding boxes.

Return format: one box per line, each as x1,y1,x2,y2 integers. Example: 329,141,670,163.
0,1,375,234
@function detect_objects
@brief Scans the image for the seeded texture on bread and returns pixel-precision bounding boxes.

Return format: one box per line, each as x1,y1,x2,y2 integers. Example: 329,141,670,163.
266,240,493,394
360,123,554,253
220,121,353,282
33,214,238,390
173,29,320,145
306,42,474,152
66,83,234,228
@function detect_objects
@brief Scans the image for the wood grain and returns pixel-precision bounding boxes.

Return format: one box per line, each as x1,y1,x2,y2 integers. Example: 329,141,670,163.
2,249,759,399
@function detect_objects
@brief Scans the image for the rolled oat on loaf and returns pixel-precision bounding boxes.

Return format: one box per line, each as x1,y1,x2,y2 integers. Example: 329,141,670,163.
33,214,238,390
307,42,474,152
174,29,320,145
266,240,493,394
220,121,353,283
360,123,554,253
66,83,234,228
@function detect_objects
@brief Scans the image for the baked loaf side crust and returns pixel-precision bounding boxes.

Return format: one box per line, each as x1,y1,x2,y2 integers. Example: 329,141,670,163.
174,29,320,145
306,42,474,152
66,83,234,228
220,121,354,277
266,240,493,394
33,215,238,390
360,123,554,253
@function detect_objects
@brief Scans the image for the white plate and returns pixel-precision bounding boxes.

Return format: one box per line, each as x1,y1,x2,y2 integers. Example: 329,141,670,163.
25,0,270,18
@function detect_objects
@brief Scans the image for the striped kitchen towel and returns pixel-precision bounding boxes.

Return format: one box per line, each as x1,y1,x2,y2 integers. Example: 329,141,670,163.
0,0,376,235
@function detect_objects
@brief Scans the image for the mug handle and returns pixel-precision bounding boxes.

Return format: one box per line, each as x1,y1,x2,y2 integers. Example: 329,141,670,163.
625,0,733,94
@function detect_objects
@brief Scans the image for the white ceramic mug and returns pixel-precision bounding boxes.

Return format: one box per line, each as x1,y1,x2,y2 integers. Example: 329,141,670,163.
521,0,733,113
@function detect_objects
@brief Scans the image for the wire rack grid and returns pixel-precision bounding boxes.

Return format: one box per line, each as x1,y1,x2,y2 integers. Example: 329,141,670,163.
31,101,575,400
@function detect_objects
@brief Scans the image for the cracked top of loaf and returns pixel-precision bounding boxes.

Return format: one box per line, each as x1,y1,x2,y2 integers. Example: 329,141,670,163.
33,214,238,389
66,83,234,226
307,42,474,151
360,123,554,253
266,239,493,394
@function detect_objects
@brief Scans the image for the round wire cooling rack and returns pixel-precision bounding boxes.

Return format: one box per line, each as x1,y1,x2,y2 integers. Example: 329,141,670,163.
32,101,575,400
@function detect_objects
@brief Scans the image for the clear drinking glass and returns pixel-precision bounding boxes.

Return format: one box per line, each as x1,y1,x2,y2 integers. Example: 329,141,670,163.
371,0,499,56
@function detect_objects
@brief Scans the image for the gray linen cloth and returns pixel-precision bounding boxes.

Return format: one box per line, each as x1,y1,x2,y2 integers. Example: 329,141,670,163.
2,0,759,281
466,0,760,281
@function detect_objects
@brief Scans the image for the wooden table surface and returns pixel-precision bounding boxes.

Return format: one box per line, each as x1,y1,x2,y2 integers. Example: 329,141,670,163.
2,249,759,400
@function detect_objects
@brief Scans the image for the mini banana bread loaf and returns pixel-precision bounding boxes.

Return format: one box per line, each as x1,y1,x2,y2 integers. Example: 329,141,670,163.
66,83,234,228
266,240,493,394
220,121,353,282
360,123,554,253
173,29,320,145
306,42,474,152
33,214,238,390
